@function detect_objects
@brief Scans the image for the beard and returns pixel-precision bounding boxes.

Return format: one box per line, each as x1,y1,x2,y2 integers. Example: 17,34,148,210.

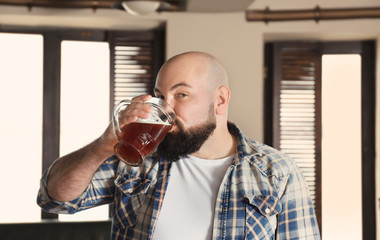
156,104,216,162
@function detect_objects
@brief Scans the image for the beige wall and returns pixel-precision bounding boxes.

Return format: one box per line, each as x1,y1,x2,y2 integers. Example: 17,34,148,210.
0,2,379,238
165,12,264,139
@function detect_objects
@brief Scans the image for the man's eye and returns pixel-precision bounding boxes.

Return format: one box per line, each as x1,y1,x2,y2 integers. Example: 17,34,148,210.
156,95,165,100
177,93,187,98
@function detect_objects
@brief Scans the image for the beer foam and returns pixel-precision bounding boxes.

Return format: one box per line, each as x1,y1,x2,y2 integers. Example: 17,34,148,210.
139,113,171,125
138,119,171,126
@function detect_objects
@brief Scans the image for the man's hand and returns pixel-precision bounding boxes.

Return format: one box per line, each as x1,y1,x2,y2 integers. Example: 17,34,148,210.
46,94,153,202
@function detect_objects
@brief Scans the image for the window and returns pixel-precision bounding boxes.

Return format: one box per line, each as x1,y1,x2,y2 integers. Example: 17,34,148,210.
265,41,376,239
59,40,110,222
321,54,362,239
0,33,43,223
110,32,158,105
0,28,165,223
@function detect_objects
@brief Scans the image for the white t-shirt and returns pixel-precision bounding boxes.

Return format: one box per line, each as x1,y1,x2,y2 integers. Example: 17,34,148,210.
152,154,234,240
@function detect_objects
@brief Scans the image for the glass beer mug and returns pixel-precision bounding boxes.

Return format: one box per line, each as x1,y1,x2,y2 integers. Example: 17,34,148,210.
112,97,175,166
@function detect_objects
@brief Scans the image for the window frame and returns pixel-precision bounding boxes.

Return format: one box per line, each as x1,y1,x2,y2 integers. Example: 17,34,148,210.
264,40,376,239
0,26,165,222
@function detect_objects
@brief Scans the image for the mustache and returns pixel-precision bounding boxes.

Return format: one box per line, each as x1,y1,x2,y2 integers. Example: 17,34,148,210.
167,119,182,133
172,118,185,131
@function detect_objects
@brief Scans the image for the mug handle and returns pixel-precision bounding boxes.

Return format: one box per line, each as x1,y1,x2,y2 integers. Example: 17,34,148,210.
112,100,131,140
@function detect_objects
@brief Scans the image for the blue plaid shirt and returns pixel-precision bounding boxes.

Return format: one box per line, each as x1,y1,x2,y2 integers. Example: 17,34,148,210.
37,123,320,240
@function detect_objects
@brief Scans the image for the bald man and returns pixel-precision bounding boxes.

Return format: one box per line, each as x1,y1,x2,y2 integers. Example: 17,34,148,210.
38,52,320,240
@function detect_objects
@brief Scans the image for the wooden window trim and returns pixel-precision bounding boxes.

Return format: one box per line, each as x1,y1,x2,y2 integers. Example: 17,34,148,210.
265,40,376,239
321,41,376,240
41,31,61,220
360,40,376,240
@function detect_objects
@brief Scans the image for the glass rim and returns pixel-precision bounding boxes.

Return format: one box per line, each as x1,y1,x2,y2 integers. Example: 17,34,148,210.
145,97,175,123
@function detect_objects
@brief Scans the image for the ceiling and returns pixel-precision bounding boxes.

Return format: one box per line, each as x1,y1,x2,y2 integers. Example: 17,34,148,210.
0,0,255,13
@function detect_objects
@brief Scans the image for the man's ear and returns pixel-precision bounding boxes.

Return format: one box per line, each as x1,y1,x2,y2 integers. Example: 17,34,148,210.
215,85,230,115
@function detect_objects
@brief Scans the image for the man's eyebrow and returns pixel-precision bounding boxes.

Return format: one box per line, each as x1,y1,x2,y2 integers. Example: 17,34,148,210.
154,82,191,93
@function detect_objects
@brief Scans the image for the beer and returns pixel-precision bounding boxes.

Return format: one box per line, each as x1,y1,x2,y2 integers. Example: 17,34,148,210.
114,121,171,166
112,97,174,166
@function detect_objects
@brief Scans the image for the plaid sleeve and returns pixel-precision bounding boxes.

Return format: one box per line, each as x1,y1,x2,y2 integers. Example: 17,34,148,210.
276,161,321,239
37,156,119,214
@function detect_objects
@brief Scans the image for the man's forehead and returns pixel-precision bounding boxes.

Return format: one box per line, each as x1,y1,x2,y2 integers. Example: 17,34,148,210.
154,55,211,92
154,81,192,93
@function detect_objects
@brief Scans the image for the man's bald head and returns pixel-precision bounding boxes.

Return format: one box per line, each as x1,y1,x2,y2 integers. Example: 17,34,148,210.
156,51,229,91
154,52,232,161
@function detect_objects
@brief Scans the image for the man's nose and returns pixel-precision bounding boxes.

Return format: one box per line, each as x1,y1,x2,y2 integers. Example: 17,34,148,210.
159,98,175,122
164,99,175,114
165,105,176,122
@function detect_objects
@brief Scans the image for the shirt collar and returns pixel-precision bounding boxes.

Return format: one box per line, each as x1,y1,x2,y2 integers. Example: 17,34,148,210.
228,122,286,180
228,122,263,163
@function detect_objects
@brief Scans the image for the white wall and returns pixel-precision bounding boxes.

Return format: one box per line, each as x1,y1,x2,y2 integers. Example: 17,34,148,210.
0,2,379,238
